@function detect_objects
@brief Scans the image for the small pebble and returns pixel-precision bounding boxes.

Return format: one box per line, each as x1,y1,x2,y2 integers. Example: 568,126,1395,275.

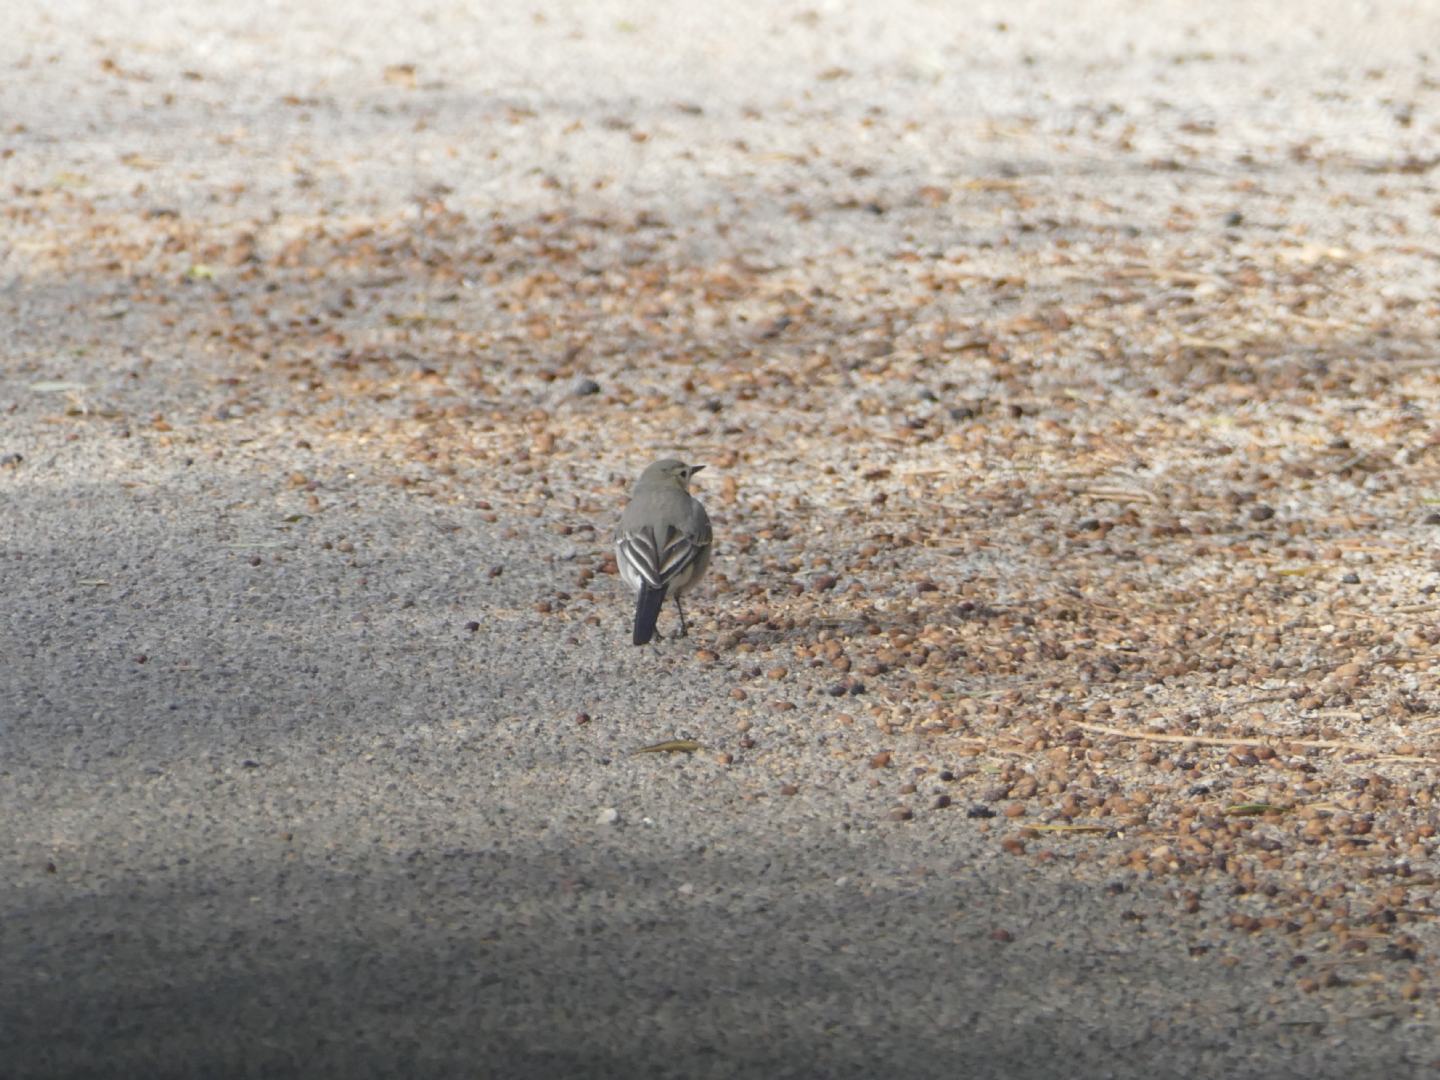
596,807,619,825
888,807,914,822
573,377,602,397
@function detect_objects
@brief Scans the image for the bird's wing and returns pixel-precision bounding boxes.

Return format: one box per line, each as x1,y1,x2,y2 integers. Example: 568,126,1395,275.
617,522,701,591
689,499,713,550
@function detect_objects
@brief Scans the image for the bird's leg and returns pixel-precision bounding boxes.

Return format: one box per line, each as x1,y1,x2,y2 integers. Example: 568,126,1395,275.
674,595,689,637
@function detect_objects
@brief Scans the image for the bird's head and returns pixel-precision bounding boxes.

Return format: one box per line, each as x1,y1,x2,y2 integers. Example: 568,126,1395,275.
639,458,705,491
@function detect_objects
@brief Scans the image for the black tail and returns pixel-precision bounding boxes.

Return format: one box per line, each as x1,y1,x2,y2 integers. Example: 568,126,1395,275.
632,586,666,645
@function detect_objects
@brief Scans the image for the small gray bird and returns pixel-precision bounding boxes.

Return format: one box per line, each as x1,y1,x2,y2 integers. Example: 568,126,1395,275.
615,459,713,646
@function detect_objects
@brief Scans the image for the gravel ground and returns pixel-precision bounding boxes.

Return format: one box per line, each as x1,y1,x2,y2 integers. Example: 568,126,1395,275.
4,2,1440,1077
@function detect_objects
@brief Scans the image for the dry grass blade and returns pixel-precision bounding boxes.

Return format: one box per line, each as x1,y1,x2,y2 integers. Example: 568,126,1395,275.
1111,265,1233,290
1078,487,1156,504
1072,721,1436,762
631,739,702,755
1374,755,1439,764
1224,803,1289,816
1175,334,1238,355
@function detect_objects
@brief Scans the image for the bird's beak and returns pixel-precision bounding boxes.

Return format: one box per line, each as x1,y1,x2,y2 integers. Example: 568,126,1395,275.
690,465,706,474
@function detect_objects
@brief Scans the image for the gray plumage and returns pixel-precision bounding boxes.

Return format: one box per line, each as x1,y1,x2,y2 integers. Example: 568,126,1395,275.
615,459,713,645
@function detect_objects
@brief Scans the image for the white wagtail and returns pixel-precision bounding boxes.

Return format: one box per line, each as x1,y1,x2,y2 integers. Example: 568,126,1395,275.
615,459,713,645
